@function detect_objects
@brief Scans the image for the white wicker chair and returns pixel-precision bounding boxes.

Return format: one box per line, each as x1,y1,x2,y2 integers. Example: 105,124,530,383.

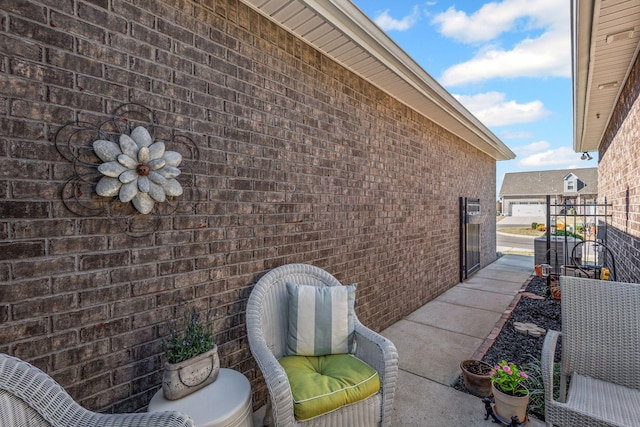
0,353,194,427
541,276,640,426
246,263,398,426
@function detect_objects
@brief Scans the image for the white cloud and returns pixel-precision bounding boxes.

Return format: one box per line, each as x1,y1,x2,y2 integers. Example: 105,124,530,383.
454,92,549,127
431,0,564,44
515,140,551,155
440,30,570,85
432,0,570,85
519,146,580,167
374,6,420,31
501,130,533,139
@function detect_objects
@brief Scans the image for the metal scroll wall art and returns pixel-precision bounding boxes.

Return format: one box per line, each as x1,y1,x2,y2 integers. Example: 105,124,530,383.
56,103,200,236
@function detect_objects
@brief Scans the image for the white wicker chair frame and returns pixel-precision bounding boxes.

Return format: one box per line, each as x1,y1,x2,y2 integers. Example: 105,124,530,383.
246,263,398,427
0,353,194,427
541,276,640,426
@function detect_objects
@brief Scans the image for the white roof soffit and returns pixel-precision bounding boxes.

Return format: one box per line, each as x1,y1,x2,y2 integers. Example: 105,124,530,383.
573,0,640,153
241,0,515,161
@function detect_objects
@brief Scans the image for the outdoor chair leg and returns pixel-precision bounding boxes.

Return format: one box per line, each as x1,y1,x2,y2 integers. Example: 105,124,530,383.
263,400,273,427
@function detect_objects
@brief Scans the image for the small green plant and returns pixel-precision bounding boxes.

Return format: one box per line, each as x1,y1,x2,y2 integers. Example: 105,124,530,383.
531,222,538,230
490,360,529,396
553,230,584,241
163,305,215,364
523,357,561,419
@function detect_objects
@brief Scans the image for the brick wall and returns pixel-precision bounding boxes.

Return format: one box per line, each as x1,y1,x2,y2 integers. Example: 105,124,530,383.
599,52,640,282
0,0,497,413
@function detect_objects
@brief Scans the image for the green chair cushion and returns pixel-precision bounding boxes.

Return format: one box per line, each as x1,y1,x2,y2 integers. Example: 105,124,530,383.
279,353,380,421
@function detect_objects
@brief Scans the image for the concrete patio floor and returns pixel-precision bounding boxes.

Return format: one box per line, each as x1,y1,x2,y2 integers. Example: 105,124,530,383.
253,254,545,426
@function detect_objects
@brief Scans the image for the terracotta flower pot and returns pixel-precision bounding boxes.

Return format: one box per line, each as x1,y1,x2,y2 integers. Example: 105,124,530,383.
492,382,529,423
460,359,493,397
162,345,220,400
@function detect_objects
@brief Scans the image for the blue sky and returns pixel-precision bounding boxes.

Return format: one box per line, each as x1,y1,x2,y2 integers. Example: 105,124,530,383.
350,0,598,195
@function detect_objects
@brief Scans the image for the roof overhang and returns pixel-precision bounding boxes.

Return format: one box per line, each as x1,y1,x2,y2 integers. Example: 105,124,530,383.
572,0,640,153
241,0,515,161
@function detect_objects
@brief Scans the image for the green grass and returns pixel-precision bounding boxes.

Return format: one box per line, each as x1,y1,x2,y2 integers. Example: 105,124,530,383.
499,249,535,256
498,227,546,237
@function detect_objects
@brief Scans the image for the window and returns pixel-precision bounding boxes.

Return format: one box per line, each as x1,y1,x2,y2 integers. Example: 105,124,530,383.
564,173,577,192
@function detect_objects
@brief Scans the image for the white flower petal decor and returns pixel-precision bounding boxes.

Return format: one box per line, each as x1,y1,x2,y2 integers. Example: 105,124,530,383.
94,140,121,162
163,179,184,197
56,103,200,237
93,126,184,214
96,177,121,197
163,151,182,167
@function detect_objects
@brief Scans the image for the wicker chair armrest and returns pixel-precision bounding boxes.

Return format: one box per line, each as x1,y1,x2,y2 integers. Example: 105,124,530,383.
246,298,296,427
542,330,562,405
354,321,399,427
253,342,296,426
0,354,194,427
88,411,195,427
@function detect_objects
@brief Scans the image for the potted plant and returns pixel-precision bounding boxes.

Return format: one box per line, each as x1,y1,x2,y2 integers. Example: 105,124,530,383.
490,360,530,423
460,359,493,397
161,305,220,400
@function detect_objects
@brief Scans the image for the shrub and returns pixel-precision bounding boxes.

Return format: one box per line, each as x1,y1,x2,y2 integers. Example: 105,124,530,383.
531,222,538,230
536,224,546,231
553,230,584,241
163,306,215,364
524,357,561,420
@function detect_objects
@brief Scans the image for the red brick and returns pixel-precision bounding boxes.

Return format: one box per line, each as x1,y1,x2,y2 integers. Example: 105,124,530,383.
52,306,109,332
78,2,127,34
10,16,74,50
0,34,42,62
2,1,47,23
12,256,76,280
0,319,47,346
0,241,45,260
79,251,129,271
111,327,157,352
79,317,130,343
12,294,77,320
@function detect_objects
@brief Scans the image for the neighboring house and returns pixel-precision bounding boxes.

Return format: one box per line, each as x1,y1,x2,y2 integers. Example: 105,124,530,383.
499,168,598,217
0,0,514,414
573,0,640,282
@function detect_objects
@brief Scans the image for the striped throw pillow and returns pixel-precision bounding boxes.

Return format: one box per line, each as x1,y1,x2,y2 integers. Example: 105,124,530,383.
286,282,357,356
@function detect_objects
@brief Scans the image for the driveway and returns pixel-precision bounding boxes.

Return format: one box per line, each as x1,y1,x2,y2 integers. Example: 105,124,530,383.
497,215,545,229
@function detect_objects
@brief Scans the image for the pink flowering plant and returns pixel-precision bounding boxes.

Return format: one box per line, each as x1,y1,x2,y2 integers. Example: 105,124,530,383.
490,360,529,396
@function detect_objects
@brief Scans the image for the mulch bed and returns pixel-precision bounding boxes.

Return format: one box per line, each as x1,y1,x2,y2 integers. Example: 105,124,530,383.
481,276,561,367
452,275,562,419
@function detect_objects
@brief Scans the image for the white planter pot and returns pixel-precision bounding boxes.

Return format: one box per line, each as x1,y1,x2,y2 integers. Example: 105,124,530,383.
492,382,529,423
162,345,220,400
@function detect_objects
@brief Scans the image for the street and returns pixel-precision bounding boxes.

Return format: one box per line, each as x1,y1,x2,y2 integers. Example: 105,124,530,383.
496,231,535,254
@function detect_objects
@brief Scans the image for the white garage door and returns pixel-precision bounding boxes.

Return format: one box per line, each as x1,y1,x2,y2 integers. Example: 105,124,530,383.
512,204,546,217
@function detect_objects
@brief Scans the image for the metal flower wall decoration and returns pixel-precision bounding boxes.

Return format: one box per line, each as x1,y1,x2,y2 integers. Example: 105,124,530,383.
94,126,183,214
55,104,199,235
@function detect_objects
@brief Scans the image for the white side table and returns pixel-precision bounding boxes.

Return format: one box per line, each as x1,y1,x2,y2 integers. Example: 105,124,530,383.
148,368,254,427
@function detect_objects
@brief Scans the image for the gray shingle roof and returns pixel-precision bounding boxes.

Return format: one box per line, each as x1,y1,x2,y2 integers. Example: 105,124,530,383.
499,167,598,197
